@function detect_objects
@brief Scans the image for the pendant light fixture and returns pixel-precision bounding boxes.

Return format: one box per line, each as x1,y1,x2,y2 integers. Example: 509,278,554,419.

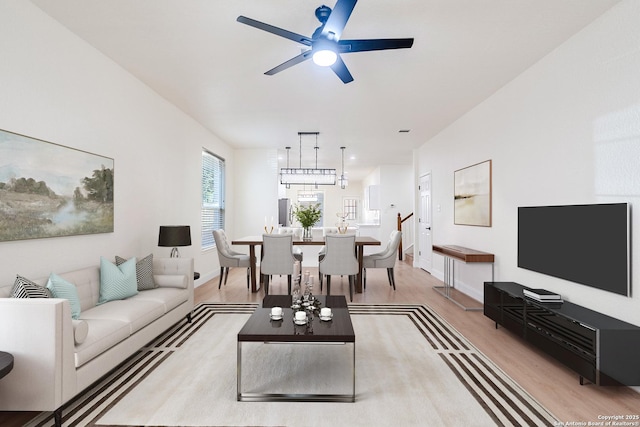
280,132,337,186
338,146,348,189
284,146,291,189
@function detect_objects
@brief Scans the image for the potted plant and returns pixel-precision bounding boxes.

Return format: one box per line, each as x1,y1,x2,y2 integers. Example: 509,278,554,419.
292,203,322,240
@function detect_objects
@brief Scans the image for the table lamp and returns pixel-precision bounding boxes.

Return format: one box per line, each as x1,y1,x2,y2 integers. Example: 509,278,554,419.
158,225,191,258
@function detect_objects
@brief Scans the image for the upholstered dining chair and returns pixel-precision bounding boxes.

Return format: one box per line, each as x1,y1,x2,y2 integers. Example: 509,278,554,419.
212,229,250,289
363,230,402,290
318,234,359,301
277,227,303,263
318,228,357,289
260,234,297,295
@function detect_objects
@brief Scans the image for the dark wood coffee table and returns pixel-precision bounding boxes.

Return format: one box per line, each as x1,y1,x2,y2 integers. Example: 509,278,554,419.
237,295,355,402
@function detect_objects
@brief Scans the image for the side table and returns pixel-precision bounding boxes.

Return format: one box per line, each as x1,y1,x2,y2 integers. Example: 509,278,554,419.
0,351,14,379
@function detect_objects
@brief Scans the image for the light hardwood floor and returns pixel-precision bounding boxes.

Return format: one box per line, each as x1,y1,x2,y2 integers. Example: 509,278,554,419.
198,259,640,424
2,259,639,426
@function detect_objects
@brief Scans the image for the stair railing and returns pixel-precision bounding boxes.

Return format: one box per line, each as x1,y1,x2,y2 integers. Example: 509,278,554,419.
397,212,414,260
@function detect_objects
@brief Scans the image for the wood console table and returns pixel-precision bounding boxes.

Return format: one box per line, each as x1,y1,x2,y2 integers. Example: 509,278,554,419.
432,245,495,311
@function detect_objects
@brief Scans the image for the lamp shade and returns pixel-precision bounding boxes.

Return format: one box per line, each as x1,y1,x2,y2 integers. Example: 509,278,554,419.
158,226,192,247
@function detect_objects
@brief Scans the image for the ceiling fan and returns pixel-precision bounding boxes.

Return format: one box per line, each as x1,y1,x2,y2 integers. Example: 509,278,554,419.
237,0,414,84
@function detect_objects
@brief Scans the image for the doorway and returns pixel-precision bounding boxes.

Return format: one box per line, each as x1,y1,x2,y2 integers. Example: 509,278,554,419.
418,173,432,272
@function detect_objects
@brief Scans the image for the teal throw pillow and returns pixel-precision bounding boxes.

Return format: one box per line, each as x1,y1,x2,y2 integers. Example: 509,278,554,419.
99,256,138,304
46,273,82,320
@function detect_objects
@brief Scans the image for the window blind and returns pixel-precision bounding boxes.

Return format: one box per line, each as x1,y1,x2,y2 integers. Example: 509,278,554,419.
201,150,225,250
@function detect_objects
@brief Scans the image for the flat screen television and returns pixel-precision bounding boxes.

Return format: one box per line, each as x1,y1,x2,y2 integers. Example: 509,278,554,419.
518,203,630,296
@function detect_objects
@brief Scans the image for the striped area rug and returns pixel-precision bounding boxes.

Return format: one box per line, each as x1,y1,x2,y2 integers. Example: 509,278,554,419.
350,304,558,426
26,303,558,427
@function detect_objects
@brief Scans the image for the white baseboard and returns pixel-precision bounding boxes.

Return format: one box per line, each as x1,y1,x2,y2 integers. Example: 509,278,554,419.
195,270,218,288
430,267,483,303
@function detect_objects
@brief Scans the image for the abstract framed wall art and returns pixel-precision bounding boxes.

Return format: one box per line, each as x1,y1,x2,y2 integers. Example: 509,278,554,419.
454,159,492,227
0,129,114,242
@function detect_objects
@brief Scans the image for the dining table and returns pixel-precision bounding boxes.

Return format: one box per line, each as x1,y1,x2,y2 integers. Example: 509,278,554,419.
231,235,381,294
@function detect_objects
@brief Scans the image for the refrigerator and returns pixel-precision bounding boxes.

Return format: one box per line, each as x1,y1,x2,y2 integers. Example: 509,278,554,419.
278,198,291,227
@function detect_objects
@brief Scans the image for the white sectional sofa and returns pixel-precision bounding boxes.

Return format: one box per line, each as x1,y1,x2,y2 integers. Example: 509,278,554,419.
0,257,194,425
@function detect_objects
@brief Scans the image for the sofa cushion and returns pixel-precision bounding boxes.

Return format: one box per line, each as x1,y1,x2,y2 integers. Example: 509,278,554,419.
80,299,165,335
46,273,82,320
11,275,52,298
132,287,190,313
74,318,130,367
99,257,138,304
116,254,157,291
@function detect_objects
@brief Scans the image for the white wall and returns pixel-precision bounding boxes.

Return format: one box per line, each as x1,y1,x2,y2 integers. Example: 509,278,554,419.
362,167,381,225
0,1,232,287
379,165,413,244
361,166,413,250
233,148,279,240
416,0,640,325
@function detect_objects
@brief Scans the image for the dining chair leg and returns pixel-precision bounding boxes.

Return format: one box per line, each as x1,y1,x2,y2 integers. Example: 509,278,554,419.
218,267,224,289
349,275,354,302
387,268,396,290
263,274,269,295
326,275,331,296
363,268,367,290
287,275,292,295
319,273,323,291
224,267,230,285
246,268,250,289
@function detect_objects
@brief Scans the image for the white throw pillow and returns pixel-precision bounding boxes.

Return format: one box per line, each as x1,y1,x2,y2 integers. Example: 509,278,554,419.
154,274,187,289
71,319,89,345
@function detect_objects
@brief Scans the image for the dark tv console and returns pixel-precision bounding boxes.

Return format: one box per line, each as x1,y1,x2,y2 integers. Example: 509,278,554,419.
484,282,640,386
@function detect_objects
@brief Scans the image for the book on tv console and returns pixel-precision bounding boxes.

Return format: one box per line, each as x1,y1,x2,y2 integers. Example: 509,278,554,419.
526,297,564,305
523,289,562,300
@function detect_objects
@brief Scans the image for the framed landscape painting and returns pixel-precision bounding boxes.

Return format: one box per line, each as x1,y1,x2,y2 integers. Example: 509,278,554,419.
0,129,114,242
454,160,492,227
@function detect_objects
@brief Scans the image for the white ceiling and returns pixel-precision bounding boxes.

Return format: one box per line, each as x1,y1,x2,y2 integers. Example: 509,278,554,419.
32,0,619,181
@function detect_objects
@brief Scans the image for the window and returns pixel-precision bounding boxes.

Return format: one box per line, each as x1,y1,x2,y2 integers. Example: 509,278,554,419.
201,150,225,250
343,198,358,221
296,191,324,226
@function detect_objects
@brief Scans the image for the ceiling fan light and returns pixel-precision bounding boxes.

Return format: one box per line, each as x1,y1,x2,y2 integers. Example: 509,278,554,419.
312,49,337,66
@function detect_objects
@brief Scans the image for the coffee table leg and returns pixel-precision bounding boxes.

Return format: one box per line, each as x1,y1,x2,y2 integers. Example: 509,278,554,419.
356,246,364,293
352,342,356,402
249,245,258,293
237,341,242,400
